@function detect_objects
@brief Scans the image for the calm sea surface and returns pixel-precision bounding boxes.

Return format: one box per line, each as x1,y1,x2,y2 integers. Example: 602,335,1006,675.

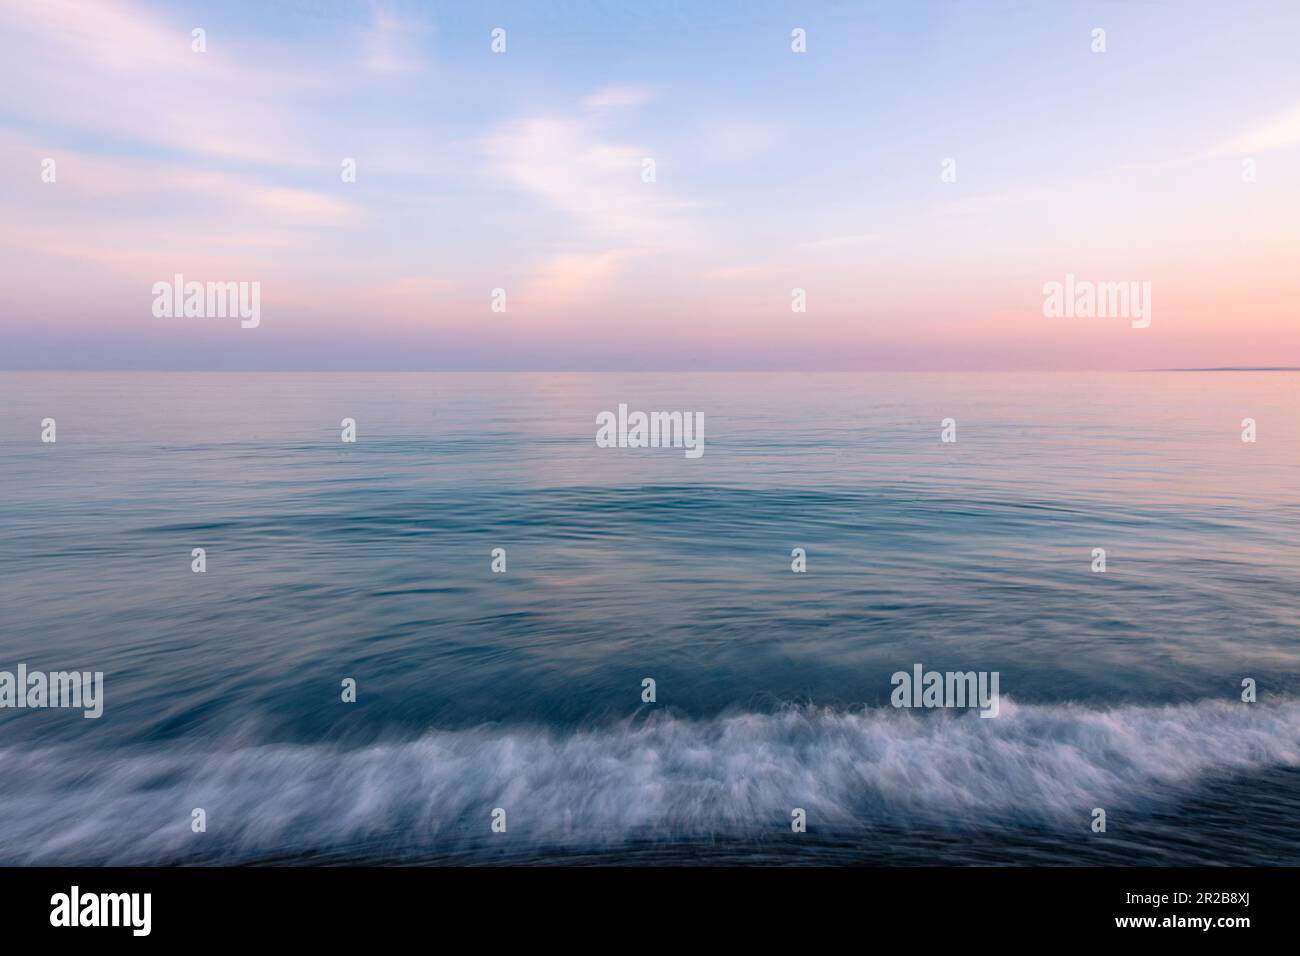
1,372,1298,864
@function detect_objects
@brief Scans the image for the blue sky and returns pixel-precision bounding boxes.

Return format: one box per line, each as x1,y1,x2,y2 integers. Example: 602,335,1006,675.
2,0,1298,369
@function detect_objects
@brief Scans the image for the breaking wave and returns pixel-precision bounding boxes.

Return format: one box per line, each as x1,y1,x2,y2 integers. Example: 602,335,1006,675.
1,697,1297,864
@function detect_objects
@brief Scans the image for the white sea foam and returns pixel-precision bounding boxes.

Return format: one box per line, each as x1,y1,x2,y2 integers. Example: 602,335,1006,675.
1,698,1297,864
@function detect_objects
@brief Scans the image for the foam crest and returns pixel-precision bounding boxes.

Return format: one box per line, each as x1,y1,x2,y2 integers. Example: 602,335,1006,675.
1,698,1296,864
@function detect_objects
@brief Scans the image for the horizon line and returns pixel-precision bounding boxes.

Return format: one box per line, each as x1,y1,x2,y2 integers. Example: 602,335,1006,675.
5,367,1299,374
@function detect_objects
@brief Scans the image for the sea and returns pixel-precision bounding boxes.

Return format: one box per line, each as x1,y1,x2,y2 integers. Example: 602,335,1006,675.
1,371,1297,865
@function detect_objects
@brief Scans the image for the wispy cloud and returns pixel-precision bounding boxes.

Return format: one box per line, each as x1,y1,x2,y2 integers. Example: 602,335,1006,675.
582,84,655,113
520,250,634,309
0,131,358,278
1204,104,1300,157
0,0,333,167
482,92,705,304
361,10,430,75
710,122,779,162
483,113,680,242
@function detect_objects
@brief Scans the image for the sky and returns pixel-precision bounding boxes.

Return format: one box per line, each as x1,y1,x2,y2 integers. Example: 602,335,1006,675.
1,0,1298,370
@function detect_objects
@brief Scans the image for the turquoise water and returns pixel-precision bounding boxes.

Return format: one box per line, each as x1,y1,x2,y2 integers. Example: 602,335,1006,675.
1,372,1298,864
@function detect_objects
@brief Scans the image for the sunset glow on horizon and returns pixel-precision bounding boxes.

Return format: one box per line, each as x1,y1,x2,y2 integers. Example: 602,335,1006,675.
3,0,1299,370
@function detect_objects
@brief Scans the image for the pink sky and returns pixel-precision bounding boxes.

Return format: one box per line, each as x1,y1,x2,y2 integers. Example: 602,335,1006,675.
2,0,1299,369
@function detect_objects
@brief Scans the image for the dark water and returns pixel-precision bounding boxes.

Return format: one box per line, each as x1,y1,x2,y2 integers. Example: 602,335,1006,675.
1,372,1297,864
